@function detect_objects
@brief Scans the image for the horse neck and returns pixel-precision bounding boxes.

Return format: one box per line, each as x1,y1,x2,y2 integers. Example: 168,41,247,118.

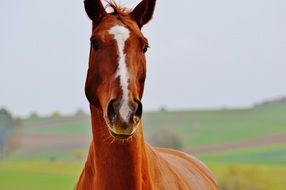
88,105,152,189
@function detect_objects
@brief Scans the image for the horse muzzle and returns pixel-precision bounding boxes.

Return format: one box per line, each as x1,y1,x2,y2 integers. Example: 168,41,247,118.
105,99,142,139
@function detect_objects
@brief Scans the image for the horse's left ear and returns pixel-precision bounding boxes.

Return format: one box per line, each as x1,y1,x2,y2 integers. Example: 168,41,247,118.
130,0,157,29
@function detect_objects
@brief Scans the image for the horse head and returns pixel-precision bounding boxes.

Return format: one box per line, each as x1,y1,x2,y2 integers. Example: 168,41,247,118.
84,0,156,139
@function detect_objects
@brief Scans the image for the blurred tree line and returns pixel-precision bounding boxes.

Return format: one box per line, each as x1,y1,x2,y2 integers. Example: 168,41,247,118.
0,108,21,159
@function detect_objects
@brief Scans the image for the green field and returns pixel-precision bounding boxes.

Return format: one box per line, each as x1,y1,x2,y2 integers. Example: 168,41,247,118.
143,104,286,147
198,144,286,165
20,104,286,147
210,163,286,190
1,103,286,190
23,124,90,135
0,161,83,190
1,161,285,190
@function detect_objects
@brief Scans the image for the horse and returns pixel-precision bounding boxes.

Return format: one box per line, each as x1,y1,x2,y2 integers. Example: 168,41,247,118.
76,0,218,189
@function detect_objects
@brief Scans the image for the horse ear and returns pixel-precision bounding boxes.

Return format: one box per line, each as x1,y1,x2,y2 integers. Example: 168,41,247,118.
130,0,156,29
84,0,107,24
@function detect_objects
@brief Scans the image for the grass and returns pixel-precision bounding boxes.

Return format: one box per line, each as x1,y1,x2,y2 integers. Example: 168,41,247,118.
0,161,83,190
1,161,285,190
143,105,286,147
209,163,286,190
9,149,87,162
198,144,286,165
23,124,91,135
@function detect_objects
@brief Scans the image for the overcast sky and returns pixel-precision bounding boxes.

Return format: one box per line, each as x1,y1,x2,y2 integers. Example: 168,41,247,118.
1,0,286,116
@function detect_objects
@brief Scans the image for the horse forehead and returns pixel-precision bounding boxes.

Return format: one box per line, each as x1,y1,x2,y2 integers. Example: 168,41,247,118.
108,24,130,41
94,15,143,42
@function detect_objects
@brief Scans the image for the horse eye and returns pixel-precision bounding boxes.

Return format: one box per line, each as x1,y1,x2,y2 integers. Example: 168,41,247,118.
91,40,101,50
143,45,149,53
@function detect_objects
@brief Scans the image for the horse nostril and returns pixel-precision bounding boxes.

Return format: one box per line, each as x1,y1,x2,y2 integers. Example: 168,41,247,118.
134,99,143,121
107,99,142,125
107,99,117,123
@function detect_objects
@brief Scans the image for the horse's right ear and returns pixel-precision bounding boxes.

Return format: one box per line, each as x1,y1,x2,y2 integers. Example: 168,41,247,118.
84,0,107,24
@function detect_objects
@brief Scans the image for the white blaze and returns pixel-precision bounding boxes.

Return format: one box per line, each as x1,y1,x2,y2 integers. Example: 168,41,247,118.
108,25,131,122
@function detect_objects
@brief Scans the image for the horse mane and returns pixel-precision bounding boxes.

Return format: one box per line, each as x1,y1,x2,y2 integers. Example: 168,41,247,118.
106,0,132,15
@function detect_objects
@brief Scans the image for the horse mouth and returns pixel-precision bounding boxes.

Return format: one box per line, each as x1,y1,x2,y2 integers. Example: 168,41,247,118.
104,111,139,140
109,129,134,139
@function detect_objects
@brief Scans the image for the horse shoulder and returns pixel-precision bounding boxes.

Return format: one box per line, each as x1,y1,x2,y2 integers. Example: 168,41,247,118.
154,147,218,190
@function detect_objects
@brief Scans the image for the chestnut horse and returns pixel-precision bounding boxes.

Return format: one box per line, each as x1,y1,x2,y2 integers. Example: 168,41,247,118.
76,0,218,189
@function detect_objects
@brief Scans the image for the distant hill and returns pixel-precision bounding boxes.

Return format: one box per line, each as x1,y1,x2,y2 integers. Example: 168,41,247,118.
254,96,286,107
